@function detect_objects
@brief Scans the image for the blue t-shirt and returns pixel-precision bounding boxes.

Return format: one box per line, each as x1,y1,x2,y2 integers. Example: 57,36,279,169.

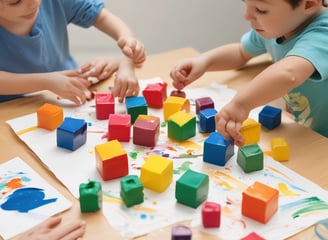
241,10,328,138
0,0,104,102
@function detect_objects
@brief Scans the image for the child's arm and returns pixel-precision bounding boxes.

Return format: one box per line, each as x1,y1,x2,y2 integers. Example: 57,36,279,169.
0,70,91,105
216,55,315,146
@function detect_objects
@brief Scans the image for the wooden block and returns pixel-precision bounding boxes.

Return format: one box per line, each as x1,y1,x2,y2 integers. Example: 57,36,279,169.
142,82,167,108
95,140,128,181
125,96,148,123
37,103,63,131
163,96,190,121
170,90,186,98
203,132,234,166
240,118,261,145
120,175,144,207
133,115,160,147
167,111,196,142
242,181,279,223
241,232,265,240
95,93,115,120
199,108,217,133
175,169,209,208
57,117,87,151
259,105,281,130
202,201,221,228
108,114,131,142
237,144,263,173
140,154,173,193
195,97,215,114
171,225,192,240
79,180,102,213
271,137,290,161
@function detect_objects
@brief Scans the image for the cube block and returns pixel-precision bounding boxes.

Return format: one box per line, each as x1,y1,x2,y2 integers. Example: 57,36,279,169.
95,93,115,120
142,82,167,108
237,144,263,173
120,175,144,207
171,225,192,240
57,117,87,151
37,103,63,130
133,115,160,147
163,96,190,121
140,154,173,193
79,180,102,213
259,105,281,130
271,137,290,161
95,140,128,181
202,201,221,228
125,96,148,124
108,114,131,142
195,97,214,114
199,108,217,133
240,118,261,145
242,181,279,223
168,111,196,142
175,169,209,208
241,232,266,240
170,90,186,98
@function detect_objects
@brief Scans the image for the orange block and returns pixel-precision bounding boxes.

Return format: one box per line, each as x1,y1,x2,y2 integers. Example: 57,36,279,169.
242,181,279,224
37,103,63,131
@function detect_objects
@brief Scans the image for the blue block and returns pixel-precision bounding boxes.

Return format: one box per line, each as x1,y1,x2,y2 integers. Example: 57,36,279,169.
203,132,234,166
125,96,148,123
258,105,281,130
57,117,87,151
199,108,217,133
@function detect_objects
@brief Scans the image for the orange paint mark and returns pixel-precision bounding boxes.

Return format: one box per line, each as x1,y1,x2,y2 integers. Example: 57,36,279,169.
16,126,38,136
6,178,23,189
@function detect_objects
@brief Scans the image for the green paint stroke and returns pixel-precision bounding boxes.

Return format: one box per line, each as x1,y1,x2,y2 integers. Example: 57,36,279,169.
288,197,328,219
129,152,138,160
173,161,192,174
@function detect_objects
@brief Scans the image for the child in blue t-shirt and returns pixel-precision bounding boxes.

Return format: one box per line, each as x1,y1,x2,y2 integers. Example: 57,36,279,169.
170,0,328,146
0,0,146,105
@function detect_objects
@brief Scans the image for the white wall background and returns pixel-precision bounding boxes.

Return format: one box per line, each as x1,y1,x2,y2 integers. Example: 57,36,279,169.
68,0,250,64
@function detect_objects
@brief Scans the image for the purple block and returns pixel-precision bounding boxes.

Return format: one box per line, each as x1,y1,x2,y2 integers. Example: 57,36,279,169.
195,97,214,114
171,225,192,240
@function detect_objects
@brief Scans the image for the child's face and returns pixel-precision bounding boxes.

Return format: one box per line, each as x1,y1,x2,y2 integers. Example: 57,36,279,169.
0,0,41,25
242,0,313,39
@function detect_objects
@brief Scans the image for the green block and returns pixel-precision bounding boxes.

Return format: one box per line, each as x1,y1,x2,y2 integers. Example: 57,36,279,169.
79,180,102,212
175,169,209,208
237,144,263,173
168,112,196,142
120,175,144,207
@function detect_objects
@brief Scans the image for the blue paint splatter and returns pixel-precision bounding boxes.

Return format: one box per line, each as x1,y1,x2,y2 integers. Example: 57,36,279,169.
1,187,57,213
140,213,147,220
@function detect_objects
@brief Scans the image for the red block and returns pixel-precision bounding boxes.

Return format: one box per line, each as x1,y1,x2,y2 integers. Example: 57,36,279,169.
108,114,131,142
195,97,214,114
95,93,115,120
201,201,221,228
241,232,265,240
142,82,167,108
133,115,160,147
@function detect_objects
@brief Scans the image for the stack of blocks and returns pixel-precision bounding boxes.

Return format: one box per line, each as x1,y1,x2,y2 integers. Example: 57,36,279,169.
237,144,263,173
168,111,196,142
79,180,102,213
199,108,217,133
95,93,115,120
120,175,144,207
57,117,87,151
163,96,190,121
133,115,160,147
171,225,192,240
37,103,63,131
125,96,148,124
240,118,261,145
140,154,173,193
271,137,290,161
242,181,279,223
203,132,234,166
202,201,221,228
175,169,209,208
94,140,128,181
259,105,282,130
142,82,167,108
195,97,214,114
108,114,131,142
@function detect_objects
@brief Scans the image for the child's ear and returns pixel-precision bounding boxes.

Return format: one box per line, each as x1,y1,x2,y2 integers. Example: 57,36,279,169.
304,0,322,11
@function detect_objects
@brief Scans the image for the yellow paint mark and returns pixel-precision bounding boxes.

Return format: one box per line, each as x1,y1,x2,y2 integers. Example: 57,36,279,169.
16,126,38,135
103,196,123,204
278,182,300,197
264,150,273,157
208,171,248,191
179,140,202,149
132,206,157,213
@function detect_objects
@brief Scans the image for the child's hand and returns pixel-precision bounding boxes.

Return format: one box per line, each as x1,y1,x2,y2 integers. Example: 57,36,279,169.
78,57,120,80
111,60,139,103
170,57,207,90
117,36,146,65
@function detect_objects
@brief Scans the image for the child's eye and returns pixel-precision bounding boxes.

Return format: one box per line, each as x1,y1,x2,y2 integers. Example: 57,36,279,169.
256,8,268,14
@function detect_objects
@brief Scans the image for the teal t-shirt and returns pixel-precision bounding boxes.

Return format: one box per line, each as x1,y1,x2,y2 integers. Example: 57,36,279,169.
241,10,328,138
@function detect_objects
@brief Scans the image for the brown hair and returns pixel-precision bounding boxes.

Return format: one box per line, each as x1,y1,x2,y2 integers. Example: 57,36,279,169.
286,0,326,8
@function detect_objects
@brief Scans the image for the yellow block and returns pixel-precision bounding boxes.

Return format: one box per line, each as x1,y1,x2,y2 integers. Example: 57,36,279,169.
240,118,261,145
163,96,190,121
271,137,290,162
37,103,63,131
140,154,173,192
95,139,126,160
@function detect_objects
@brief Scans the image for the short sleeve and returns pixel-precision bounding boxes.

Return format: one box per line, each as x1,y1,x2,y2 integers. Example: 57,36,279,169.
241,30,267,56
